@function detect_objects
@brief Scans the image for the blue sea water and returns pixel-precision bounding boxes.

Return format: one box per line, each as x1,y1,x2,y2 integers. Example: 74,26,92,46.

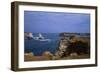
24,33,60,56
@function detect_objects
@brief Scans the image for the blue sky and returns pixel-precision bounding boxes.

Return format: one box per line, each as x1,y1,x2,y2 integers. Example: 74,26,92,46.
24,11,90,33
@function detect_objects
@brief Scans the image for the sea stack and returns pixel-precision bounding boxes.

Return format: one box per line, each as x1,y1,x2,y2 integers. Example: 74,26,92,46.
24,32,34,40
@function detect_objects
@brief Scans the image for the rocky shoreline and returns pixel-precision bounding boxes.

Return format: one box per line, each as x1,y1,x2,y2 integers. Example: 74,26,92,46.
24,32,90,61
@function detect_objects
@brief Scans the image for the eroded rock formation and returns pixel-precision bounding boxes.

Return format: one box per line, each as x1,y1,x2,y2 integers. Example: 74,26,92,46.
54,33,90,59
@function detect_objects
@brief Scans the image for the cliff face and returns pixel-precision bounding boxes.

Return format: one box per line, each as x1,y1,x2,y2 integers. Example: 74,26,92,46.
54,33,70,58
59,33,70,52
54,33,90,59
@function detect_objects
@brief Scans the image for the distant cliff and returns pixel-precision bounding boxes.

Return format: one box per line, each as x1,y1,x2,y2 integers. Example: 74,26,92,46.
24,32,34,40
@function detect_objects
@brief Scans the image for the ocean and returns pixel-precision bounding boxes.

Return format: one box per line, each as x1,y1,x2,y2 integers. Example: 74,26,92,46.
24,33,60,56
24,33,90,56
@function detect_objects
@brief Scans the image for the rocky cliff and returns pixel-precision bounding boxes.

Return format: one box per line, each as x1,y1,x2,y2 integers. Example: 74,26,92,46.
54,32,90,59
24,32,34,40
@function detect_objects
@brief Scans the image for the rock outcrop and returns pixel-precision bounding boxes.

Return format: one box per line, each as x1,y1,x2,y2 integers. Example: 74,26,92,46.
54,33,70,59
54,32,90,59
24,32,34,40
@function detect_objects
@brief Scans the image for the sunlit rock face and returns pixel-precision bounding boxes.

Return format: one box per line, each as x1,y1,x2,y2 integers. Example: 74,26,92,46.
59,33,70,51
54,33,70,58
24,52,34,57
24,32,34,40
42,51,53,60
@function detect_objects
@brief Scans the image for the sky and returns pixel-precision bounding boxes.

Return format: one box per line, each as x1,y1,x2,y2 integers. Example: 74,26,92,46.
24,11,90,33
